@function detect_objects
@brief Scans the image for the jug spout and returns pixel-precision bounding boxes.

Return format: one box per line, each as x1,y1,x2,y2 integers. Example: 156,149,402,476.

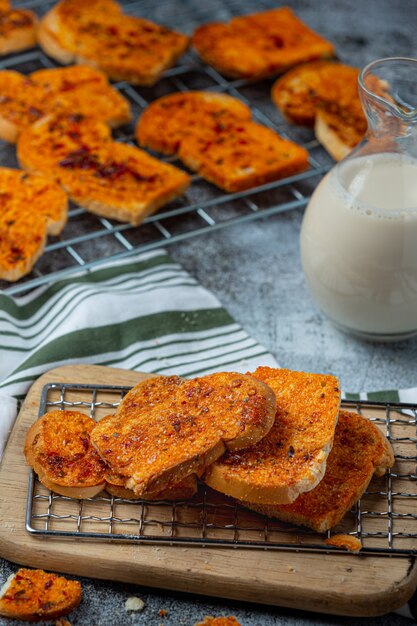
359,58,417,149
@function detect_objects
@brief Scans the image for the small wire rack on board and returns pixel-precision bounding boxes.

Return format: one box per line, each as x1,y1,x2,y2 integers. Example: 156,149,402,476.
1,0,334,295
26,381,417,557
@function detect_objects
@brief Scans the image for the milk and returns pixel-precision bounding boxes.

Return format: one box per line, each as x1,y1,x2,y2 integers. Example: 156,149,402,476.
300,153,417,338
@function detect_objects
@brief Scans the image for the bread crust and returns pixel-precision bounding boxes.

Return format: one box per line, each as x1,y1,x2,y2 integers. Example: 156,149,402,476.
192,7,334,80
0,7,37,56
105,473,198,500
17,113,190,226
91,373,276,496
0,569,81,621
38,0,189,86
246,410,394,532
0,168,68,281
204,367,341,504
24,410,107,499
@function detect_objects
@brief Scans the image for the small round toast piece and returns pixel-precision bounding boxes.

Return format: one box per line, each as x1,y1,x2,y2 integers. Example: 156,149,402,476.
24,410,107,499
0,168,68,282
0,569,81,622
136,91,252,155
106,473,198,500
0,6,37,56
91,373,276,496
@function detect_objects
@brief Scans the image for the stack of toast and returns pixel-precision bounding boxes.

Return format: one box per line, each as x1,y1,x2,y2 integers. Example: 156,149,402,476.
24,367,394,540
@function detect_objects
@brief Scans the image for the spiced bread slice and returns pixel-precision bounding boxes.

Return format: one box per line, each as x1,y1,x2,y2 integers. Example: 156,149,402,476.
0,2,37,56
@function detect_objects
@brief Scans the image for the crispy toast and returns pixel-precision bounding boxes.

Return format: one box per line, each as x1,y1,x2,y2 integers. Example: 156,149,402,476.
178,118,309,193
24,410,108,499
38,0,189,86
91,373,276,496
204,367,341,504
105,473,197,500
17,113,190,226
0,66,131,144
0,168,67,281
0,3,37,56
192,7,334,80
136,91,252,155
246,410,394,531
0,569,81,622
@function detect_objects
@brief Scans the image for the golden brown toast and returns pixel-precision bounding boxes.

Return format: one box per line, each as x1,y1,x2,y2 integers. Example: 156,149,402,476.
105,473,197,500
0,569,81,622
192,7,334,80
195,618,241,626
38,0,189,86
91,373,276,496
315,102,366,161
246,410,394,532
204,367,341,504
24,410,108,499
17,113,190,226
0,65,131,143
0,168,68,281
136,91,252,155
178,118,309,193
0,3,37,56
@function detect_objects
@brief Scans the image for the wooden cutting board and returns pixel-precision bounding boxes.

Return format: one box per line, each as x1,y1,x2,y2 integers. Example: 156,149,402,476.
0,364,416,617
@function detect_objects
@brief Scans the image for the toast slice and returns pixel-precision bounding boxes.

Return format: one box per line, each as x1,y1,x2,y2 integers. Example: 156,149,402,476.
17,113,190,226
0,569,81,622
136,91,252,155
204,367,340,504
0,66,131,144
192,7,334,80
38,0,189,86
315,102,366,161
91,373,276,496
0,3,37,56
246,410,394,532
178,119,309,192
0,168,68,281
105,473,198,500
24,410,108,499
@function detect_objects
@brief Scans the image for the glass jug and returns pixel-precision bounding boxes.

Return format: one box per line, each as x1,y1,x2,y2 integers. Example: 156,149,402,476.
300,57,417,341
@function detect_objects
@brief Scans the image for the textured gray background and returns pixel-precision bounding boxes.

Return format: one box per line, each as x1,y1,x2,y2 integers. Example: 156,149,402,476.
1,0,417,624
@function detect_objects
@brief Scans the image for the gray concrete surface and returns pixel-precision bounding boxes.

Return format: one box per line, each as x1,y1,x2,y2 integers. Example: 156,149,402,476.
1,0,417,624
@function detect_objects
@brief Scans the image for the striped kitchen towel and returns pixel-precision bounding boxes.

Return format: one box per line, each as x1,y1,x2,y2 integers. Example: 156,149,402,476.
0,248,277,459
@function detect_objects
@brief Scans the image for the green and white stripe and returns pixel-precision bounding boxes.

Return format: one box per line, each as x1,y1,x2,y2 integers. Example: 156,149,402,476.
0,249,276,457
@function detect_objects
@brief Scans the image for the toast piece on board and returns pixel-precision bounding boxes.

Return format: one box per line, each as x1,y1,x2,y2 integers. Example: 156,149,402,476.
0,3,37,56
105,473,198,500
205,367,340,504
246,410,394,531
38,0,189,86
178,119,309,192
91,373,276,496
0,569,81,622
0,168,67,281
0,66,131,143
136,91,252,155
24,410,107,499
17,113,190,226
192,7,334,80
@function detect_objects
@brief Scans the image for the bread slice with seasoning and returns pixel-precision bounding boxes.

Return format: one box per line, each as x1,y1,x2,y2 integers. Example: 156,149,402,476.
17,113,190,226
105,473,198,500
0,65,132,144
0,168,68,282
204,367,341,504
24,410,108,499
91,373,277,497
0,1,37,56
37,0,189,86
178,119,309,193
192,7,334,81
246,410,394,532
0,569,81,622
136,91,252,156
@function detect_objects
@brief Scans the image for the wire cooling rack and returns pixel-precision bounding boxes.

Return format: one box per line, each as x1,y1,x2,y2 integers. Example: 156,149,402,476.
1,0,333,295
26,382,417,556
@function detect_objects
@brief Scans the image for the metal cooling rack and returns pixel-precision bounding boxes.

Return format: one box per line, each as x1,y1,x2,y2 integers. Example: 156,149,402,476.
1,0,333,295
26,382,417,556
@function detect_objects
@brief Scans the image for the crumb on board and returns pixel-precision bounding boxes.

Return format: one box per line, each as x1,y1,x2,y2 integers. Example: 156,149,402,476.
55,619,72,626
159,608,168,617
325,534,362,553
124,596,146,612
194,617,242,626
